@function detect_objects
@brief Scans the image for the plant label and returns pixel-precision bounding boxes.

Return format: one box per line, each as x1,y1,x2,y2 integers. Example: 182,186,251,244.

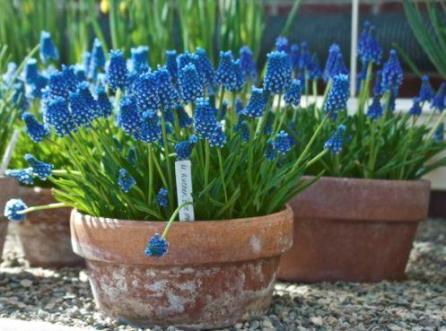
175,160,195,222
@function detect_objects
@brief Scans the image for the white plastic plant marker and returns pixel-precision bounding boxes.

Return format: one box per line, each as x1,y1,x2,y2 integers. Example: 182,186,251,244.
175,160,195,221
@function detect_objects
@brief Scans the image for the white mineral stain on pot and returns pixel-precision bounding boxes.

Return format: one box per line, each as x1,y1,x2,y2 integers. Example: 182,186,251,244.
249,235,262,254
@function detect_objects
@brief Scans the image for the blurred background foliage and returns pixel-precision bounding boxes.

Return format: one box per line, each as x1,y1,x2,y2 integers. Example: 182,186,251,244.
0,0,300,65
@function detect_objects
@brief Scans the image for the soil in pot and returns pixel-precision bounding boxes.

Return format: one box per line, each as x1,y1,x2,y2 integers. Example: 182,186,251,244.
278,177,431,283
16,187,84,268
0,177,19,262
71,206,294,330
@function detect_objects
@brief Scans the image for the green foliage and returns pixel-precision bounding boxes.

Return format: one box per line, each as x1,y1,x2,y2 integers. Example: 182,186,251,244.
290,70,446,180
404,0,446,78
0,0,90,63
47,98,322,221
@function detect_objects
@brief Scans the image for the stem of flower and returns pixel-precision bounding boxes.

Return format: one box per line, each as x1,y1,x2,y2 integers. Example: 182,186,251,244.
160,116,175,210
18,202,68,215
161,201,193,239
217,149,228,204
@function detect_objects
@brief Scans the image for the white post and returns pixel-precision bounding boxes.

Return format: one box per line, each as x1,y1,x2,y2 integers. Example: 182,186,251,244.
350,0,359,97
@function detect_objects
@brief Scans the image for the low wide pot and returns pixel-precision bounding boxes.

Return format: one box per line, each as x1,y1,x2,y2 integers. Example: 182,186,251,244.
278,177,431,283
71,207,293,330
0,177,19,261
16,187,83,268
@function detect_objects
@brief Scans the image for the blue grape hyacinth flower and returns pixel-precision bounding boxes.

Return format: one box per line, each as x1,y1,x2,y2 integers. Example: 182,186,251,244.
24,154,53,181
176,106,193,128
323,74,349,118
244,86,268,118
323,44,342,81
239,46,257,82
134,71,161,111
179,63,203,104
130,46,149,73
140,110,162,143
324,125,346,155
264,51,292,94
154,67,179,110
431,83,446,112
4,199,28,222
145,233,168,257
106,50,128,91
284,79,302,106
118,96,141,138
117,168,136,193
39,31,59,63
156,188,169,208
381,49,403,93
273,131,293,155
69,89,96,127
96,86,112,117
165,50,178,82
5,168,34,185
275,36,290,53
367,96,383,120
409,98,422,117
215,51,244,92
358,22,382,64
175,135,197,160
45,96,76,136
419,75,434,103
89,39,106,79
22,112,49,143
195,48,215,88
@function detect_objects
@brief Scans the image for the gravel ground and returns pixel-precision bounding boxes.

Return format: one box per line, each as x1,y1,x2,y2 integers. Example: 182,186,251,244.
0,220,445,331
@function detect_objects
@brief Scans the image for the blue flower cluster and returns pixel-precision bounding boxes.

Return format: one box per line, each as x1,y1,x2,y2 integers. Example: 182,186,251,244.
4,199,28,222
324,125,346,155
144,233,168,257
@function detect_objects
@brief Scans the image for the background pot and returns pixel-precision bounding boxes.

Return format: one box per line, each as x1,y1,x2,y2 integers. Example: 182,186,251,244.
279,177,430,283
0,177,19,262
16,187,83,268
71,207,293,330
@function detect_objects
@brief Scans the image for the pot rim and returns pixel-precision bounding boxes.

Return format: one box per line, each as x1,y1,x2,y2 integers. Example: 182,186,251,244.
303,175,431,187
292,176,431,221
70,205,294,266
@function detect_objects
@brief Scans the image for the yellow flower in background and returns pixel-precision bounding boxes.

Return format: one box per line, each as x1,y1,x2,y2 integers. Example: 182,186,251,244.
119,1,128,15
23,1,34,15
100,0,110,14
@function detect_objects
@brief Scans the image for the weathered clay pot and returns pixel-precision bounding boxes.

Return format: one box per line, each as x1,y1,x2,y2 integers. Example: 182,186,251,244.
0,177,19,261
279,177,431,283
16,187,83,268
71,207,293,329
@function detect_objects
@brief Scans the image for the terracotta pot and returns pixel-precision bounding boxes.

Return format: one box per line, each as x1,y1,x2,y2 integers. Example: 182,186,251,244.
279,177,430,283
16,187,83,268
71,207,293,329
0,177,19,261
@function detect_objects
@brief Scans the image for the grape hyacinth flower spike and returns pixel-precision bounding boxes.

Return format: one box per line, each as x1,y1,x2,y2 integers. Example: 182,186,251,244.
145,233,168,257
419,75,434,103
175,135,198,160
106,50,128,91
244,86,267,118
239,46,257,82
24,154,53,181
4,199,28,222
264,51,292,94
22,112,49,142
130,46,149,73
381,49,403,93
39,31,59,63
275,36,290,53
273,131,293,155
284,79,302,107
5,168,34,185
367,96,383,120
117,168,136,193
90,38,106,79
358,22,382,65
409,98,422,117
324,125,346,154
156,188,169,208
215,51,244,92
45,97,76,136
178,63,203,104
323,74,349,119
